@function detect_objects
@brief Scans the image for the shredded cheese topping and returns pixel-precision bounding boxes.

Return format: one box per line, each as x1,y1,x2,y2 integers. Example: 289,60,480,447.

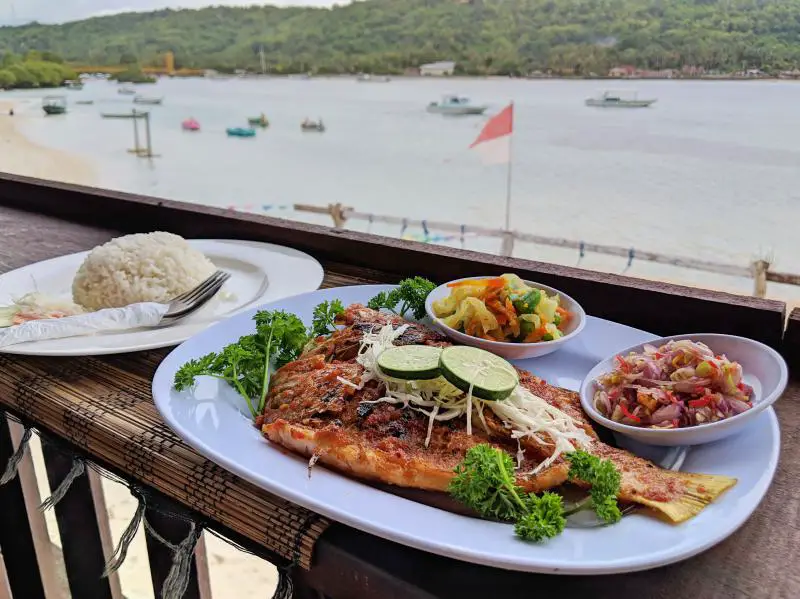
342,324,592,472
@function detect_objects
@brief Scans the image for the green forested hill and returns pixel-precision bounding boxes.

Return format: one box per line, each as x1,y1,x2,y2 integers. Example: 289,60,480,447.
2,0,800,75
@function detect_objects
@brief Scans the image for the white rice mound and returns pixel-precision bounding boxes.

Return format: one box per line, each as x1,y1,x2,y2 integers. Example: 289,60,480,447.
72,232,216,310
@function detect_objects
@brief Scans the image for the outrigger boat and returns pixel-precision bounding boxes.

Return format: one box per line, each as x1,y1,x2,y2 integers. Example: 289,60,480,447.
247,114,269,128
227,127,256,137
133,96,163,105
585,90,656,108
301,118,325,132
42,96,67,115
426,95,488,115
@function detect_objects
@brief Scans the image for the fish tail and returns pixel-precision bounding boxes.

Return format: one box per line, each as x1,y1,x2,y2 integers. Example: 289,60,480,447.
635,472,737,523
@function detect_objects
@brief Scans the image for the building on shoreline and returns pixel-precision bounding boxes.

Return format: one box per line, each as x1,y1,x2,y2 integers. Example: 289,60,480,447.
420,61,455,76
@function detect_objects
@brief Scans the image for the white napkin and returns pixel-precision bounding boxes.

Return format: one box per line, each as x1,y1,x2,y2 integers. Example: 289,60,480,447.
0,302,169,348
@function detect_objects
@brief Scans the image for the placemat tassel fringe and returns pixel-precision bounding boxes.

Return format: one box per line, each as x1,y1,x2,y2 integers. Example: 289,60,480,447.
39,458,85,511
102,498,145,577
270,565,294,599
160,521,202,599
0,425,32,485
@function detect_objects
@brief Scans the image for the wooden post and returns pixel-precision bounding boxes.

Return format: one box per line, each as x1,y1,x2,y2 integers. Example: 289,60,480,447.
132,111,141,155
143,112,153,158
500,231,515,257
329,203,346,228
0,418,47,599
0,550,11,599
751,259,769,298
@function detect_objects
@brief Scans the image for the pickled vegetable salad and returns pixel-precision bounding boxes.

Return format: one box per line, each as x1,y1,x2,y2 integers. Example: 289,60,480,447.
431,274,571,343
594,340,754,428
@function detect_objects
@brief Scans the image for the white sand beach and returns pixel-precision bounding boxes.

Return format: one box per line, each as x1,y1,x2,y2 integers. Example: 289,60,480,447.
0,101,95,186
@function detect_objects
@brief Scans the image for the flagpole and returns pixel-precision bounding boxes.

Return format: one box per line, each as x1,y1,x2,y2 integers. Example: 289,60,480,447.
504,101,514,232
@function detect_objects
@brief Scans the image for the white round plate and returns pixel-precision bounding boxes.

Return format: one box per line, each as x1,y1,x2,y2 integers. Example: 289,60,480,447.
0,239,323,356
152,285,780,575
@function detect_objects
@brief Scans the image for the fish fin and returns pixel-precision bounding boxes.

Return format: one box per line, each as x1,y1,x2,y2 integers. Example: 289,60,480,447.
636,472,737,523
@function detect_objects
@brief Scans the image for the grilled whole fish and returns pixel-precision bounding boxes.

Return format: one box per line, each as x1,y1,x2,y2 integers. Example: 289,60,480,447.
259,305,735,523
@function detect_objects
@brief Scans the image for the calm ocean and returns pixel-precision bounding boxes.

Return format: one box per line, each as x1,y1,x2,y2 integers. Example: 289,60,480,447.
4,76,799,304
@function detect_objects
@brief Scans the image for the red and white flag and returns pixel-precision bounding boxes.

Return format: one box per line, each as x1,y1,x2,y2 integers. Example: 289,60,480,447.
469,102,513,165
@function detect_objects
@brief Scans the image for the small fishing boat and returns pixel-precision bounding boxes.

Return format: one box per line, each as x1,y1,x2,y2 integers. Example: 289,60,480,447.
75,100,94,105
426,95,488,115
247,114,269,128
356,74,390,83
182,118,201,131
133,96,163,105
118,86,136,95
585,90,656,108
227,127,256,137
301,118,325,132
42,96,67,115
65,80,84,90
101,111,149,119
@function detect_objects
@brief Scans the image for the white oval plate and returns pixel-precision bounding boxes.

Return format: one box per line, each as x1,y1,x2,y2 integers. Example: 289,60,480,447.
152,285,780,575
0,239,323,356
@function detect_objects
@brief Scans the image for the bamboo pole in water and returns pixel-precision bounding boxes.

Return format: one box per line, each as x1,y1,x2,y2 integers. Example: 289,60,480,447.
131,111,141,154
143,112,153,158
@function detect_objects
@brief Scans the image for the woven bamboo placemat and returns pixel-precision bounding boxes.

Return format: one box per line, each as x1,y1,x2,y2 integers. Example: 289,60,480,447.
0,347,334,569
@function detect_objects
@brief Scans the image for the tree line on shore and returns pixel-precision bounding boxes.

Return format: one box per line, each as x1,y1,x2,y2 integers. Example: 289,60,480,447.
2,0,800,76
0,51,77,90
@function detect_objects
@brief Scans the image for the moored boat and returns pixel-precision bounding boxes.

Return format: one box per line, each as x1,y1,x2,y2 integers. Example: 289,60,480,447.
247,114,269,128
301,118,325,132
42,96,67,115
118,86,136,95
427,95,488,115
133,96,163,105
75,100,94,105
182,118,201,131
227,127,256,137
585,90,656,108
65,80,84,90
101,111,149,119
356,74,391,82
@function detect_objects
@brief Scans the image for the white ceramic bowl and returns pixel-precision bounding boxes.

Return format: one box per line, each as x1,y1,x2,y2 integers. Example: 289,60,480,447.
424,276,586,360
579,333,788,446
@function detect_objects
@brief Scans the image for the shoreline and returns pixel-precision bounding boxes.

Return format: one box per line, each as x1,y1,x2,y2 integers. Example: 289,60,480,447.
0,100,95,186
199,72,795,83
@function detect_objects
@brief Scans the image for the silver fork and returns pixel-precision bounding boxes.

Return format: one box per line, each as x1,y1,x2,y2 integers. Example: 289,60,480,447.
158,270,231,326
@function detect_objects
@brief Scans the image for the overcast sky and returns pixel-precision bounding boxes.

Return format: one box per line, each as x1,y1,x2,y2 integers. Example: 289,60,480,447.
0,0,337,25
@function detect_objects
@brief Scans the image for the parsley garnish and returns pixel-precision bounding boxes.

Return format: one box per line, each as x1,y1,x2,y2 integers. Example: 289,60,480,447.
174,303,342,418
310,299,344,338
563,450,623,524
514,492,567,542
449,445,621,542
449,444,530,522
367,276,436,319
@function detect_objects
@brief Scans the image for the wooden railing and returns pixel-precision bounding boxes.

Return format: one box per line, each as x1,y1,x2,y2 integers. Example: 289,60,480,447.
291,202,800,298
0,173,797,599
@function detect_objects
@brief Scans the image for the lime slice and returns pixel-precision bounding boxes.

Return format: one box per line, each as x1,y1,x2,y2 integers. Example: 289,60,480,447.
377,345,443,380
439,346,518,400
